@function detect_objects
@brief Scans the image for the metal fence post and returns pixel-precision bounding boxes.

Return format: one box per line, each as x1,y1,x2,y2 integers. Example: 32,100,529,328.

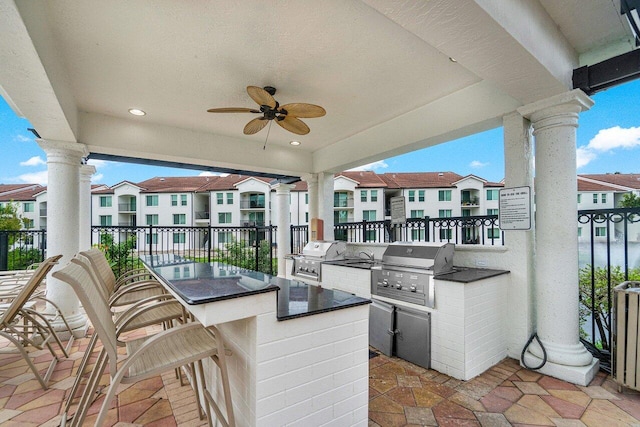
424,216,430,241
207,225,212,263
0,232,8,271
148,224,153,257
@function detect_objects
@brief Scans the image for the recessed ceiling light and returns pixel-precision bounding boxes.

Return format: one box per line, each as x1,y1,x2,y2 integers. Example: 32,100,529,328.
128,108,146,116
290,140,301,146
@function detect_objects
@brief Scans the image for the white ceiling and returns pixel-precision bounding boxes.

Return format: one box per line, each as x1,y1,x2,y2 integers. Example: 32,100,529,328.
0,0,636,178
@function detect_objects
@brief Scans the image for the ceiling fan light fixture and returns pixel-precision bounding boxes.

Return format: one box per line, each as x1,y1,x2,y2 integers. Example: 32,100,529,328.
128,108,146,116
290,140,301,146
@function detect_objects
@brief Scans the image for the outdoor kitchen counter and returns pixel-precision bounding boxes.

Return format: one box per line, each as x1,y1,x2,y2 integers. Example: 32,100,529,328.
435,266,510,283
141,259,370,320
142,258,370,426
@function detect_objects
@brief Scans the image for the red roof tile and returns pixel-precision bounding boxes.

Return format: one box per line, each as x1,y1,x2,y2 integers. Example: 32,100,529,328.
380,172,464,188
579,173,640,190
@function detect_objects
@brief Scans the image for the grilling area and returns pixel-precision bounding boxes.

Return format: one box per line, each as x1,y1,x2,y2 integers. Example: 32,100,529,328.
289,241,510,381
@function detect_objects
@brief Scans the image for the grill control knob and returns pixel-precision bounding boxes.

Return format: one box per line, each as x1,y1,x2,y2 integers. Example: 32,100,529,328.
395,283,402,290
410,285,417,292
382,279,389,287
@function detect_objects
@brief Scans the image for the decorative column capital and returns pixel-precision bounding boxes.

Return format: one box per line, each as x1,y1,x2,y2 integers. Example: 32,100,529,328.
517,89,593,135
272,183,295,195
79,164,97,181
36,139,88,166
301,173,318,185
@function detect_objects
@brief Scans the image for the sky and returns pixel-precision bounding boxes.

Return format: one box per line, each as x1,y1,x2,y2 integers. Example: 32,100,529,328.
1,78,640,187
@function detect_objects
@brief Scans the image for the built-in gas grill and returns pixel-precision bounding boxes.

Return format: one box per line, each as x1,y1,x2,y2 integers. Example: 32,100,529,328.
371,242,455,308
292,241,347,283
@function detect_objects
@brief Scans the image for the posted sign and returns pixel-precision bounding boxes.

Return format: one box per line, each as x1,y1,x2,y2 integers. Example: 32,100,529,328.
390,196,406,225
499,186,531,230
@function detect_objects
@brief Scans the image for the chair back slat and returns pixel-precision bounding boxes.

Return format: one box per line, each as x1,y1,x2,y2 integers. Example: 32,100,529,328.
70,257,110,302
0,254,62,326
79,248,117,294
52,261,119,372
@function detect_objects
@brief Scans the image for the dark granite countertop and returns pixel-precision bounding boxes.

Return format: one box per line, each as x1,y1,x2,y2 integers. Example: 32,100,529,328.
434,267,510,283
143,258,370,320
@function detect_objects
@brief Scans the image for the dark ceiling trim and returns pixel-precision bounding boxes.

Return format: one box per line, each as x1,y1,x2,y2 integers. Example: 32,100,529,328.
573,48,640,95
86,153,301,185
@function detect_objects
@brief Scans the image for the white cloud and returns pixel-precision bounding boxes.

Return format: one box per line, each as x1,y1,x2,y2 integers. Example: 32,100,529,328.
576,147,597,169
15,134,32,142
16,171,48,185
469,160,488,168
348,160,389,172
587,126,640,151
19,156,46,167
575,125,640,169
91,173,104,183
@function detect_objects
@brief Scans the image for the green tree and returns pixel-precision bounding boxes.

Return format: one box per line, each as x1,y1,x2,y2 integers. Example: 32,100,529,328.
0,202,22,231
579,264,640,350
619,193,640,208
96,233,140,276
216,238,276,274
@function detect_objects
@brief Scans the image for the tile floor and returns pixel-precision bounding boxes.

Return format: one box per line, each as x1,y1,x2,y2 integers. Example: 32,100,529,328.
1,328,640,426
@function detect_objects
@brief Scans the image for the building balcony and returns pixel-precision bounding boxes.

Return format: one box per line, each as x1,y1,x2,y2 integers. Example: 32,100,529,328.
461,197,479,206
195,211,210,220
118,203,136,212
39,208,47,217
240,200,266,209
334,200,354,208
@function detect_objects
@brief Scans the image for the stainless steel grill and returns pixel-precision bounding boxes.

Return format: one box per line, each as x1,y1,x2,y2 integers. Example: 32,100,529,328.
291,241,347,283
371,242,454,307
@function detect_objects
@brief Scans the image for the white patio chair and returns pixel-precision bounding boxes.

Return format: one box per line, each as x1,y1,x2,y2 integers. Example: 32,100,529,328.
53,260,235,427
0,254,73,389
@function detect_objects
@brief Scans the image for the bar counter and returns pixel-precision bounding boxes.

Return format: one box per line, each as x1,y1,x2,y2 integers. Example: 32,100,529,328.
143,257,370,426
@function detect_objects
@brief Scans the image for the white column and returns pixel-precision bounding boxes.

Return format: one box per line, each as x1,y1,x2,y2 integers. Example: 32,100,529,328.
518,90,598,385
79,164,96,251
37,139,89,335
318,172,335,240
304,174,319,220
502,112,536,359
274,183,294,277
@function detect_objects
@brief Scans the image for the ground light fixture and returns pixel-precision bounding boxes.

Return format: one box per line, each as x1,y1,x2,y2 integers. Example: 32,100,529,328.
622,0,640,46
128,108,146,116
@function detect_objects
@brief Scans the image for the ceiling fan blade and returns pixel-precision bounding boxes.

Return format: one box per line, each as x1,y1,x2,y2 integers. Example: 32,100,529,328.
244,117,269,135
280,103,326,118
277,116,310,135
207,107,259,113
247,86,276,108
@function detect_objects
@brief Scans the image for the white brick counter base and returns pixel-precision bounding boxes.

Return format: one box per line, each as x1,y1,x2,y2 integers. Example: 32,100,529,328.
194,291,369,427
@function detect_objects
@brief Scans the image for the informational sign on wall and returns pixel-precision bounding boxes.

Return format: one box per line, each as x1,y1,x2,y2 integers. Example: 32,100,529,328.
499,186,531,230
390,196,406,225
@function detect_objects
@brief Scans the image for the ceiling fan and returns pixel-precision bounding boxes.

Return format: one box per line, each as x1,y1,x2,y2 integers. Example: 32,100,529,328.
207,86,326,136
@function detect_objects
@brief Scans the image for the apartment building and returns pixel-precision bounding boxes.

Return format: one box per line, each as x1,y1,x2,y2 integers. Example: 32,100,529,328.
0,184,45,229
577,173,640,242
6,172,639,239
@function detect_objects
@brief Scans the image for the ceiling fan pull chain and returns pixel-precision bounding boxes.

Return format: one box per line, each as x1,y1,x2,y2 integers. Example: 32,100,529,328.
263,121,273,150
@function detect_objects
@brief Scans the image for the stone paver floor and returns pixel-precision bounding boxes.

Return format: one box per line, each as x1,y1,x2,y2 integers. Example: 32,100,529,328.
368,350,640,427
1,327,639,426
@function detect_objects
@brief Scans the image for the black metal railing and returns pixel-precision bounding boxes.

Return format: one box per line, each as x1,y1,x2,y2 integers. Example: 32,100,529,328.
0,230,47,271
195,211,210,220
240,200,266,209
577,207,640,371
332,215,503,245
90,224,277,278
291,225,308,255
